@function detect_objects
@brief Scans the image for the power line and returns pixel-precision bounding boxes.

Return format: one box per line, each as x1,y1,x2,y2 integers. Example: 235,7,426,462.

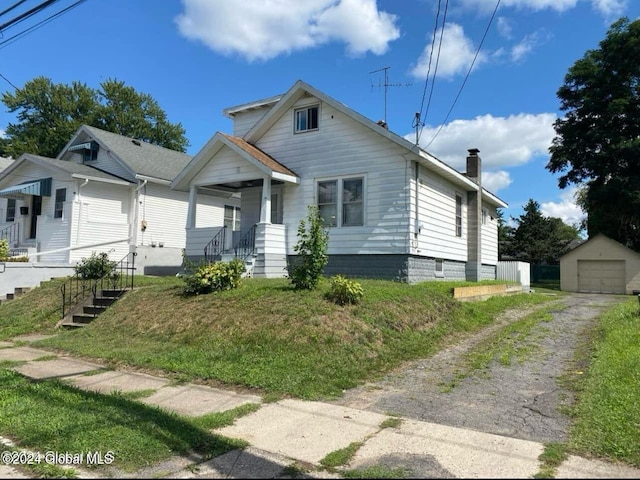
0,72,18,89
416,0,442,129
424,0,501,150
0,0,88,50
0,0,62,32
0,0,30,19
422,0,449,131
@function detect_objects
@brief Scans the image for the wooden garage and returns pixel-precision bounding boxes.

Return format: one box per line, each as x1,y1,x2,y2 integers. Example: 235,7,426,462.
560,233,640,294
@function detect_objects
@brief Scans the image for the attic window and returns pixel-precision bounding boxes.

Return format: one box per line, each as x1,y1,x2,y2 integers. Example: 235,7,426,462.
294,105,319,133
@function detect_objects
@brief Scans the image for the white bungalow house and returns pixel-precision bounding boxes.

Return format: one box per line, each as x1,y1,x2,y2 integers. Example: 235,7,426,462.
172,80,507,283
0,125,238,274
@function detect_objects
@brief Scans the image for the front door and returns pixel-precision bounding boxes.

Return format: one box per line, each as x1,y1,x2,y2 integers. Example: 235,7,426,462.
29,195,42,239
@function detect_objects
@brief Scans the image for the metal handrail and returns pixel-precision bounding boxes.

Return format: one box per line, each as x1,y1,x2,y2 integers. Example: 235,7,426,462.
0,223,19,247
204,226,226,264
61,252,136,319
234,224,256,261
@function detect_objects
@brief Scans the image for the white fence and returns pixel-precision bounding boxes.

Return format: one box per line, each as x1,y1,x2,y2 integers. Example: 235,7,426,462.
497,261,530,291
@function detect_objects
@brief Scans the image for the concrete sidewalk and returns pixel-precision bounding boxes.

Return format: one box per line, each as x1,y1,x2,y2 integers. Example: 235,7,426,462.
1,336,639,479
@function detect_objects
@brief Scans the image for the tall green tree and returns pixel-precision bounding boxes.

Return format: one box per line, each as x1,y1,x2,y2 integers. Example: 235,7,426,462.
547,17,640,249
2,76,188,158
508,199,581,264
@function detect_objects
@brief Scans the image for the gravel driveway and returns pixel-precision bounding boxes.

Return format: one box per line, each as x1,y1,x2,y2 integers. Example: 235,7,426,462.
331,293,626,443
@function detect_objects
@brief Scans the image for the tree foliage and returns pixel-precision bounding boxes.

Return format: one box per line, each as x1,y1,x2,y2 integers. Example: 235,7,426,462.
2,76,188,158
547,17,640,249
289,205,329,290
500,199,582,264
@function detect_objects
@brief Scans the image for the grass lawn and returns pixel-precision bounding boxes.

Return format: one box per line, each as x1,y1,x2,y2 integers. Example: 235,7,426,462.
25,276,557,399
567,298,640,467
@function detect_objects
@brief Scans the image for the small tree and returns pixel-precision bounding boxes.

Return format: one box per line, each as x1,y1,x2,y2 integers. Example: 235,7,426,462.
289,206,329,290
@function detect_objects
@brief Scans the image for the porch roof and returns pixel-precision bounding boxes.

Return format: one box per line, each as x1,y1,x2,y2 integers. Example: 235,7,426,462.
220,134,298,179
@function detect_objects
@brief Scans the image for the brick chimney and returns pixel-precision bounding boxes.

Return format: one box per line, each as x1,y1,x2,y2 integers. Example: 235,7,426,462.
465,148,482,282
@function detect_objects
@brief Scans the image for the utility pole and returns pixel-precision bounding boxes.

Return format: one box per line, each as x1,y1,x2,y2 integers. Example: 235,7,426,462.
369,66,412,125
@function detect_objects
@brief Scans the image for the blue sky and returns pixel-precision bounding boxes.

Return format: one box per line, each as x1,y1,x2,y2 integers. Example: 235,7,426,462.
0,0,637,228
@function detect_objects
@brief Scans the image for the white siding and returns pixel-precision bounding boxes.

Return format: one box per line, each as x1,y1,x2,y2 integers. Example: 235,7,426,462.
139,182,235,248
69,182,132,263
68,148,135,182
416,168,468,262
185,226,224,258
196,147,265,186
232,107,272,137
481,202,499,265
35,178,76,262
254,99,410,255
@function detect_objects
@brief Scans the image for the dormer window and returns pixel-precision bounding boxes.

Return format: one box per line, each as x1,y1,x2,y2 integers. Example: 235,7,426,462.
294,105,319,133
68,140,99,162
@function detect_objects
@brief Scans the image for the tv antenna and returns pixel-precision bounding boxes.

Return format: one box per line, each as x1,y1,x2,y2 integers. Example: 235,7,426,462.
369,66,412,125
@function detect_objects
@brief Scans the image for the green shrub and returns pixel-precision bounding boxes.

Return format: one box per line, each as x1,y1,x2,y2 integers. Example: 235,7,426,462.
289,205,329,290
183,258,246,295
74,252,117,279
0,239,8,258
326,275,364,305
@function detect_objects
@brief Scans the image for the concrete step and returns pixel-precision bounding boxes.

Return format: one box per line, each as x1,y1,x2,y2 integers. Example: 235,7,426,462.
72,313,96,324
99,289,127,298
83,305,107,315
92,297,118,307
60,321,88,329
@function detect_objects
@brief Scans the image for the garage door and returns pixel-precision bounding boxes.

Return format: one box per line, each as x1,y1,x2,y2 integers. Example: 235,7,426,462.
577,260,625,294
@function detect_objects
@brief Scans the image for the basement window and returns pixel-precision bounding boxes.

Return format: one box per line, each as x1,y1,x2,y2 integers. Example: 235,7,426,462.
435,258,444,278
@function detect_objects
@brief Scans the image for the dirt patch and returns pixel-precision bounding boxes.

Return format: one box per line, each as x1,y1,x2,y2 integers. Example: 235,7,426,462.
330,293,625,443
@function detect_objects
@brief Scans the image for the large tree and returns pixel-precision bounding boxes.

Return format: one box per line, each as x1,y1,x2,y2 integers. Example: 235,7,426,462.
2,76,188,158
547,17,640,249
501,199,581,263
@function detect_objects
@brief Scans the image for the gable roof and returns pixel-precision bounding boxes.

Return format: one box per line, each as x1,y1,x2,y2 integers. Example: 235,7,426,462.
0,153,132,186
242,80,507,208
172,133,299,190
58,125,192,182
561,233,640,259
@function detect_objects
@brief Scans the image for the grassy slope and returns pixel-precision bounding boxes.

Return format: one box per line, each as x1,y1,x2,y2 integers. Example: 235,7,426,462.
33,277,553,399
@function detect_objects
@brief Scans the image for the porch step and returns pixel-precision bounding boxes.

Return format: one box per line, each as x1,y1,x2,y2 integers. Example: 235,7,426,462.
61,288,129,328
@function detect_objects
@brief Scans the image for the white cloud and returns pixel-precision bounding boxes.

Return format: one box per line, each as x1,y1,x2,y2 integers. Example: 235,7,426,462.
461,0,627,18
541,187,586,227
482,170,513,193
411,112,557,170
591,0,627,18
411,23,487,79
496,17,513,39
175,0,400,62
511,30,549,62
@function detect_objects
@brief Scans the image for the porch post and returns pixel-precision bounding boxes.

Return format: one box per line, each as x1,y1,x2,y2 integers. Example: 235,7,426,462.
259,177,272,223
186,185,197,229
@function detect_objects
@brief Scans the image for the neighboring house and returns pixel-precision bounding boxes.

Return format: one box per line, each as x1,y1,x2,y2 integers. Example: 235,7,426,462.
0,125,238,271
172,80,507,282
560,233,640,294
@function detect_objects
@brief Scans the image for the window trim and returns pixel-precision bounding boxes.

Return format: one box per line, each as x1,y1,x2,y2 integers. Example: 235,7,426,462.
294,104,319,134
455,193,463,237
54,188,66,219
317,175,365,228
5,198,15,222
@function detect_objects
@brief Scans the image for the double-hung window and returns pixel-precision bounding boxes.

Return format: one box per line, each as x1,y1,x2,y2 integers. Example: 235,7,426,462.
224,205,241,231
294,105,319,133
317,177,364,227
5,198,15,222
455,194,462,237
54,188,66,219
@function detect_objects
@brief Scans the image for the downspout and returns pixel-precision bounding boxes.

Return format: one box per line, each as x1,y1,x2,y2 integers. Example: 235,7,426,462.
132,179,147,246
74,179,90,256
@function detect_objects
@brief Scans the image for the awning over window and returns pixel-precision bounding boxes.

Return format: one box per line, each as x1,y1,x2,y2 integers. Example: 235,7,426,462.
0,177,52,197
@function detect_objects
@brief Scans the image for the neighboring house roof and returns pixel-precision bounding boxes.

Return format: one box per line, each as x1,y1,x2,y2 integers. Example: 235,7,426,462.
0,153,132,189
560,233,638,258
0,157,14,172
58,125,193,183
